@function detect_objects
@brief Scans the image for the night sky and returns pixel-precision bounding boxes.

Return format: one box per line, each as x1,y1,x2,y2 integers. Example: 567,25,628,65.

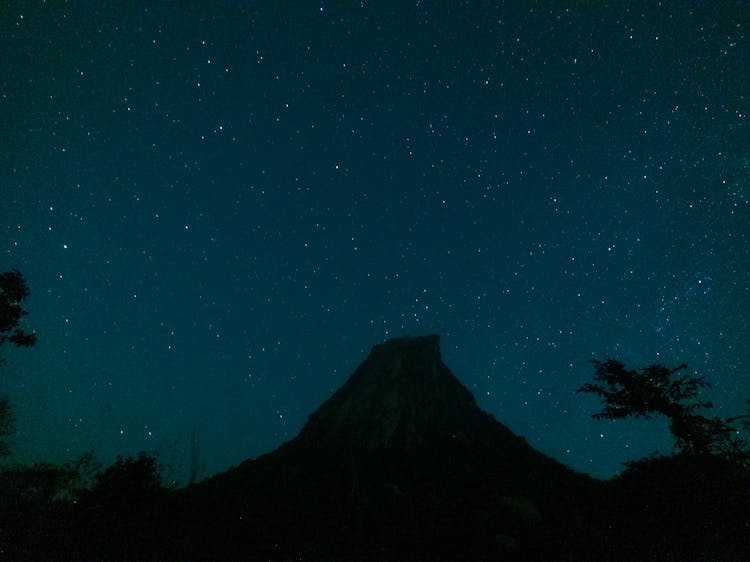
2,2,748,480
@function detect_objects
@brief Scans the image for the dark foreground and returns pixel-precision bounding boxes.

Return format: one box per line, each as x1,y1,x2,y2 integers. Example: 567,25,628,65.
3,336,748,560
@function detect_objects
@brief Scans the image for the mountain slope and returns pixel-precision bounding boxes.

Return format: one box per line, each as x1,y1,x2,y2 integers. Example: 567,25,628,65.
179,334,601,561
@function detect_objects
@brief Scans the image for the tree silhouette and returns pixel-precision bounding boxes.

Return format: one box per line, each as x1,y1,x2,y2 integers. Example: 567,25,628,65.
0,269,36,350
0,268,36,457
578,359,750,465
91,451,166,510
0,397,14,457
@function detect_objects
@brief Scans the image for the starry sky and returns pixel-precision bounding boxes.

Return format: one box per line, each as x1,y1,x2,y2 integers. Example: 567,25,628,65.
1,2,748,480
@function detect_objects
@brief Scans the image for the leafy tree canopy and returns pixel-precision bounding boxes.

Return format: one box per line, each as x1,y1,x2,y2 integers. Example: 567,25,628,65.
0,268,36,457
0,268,36,349
92,451,166,505
579,359,750,465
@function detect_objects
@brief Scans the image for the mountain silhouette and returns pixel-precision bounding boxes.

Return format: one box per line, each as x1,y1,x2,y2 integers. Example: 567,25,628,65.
177,334,601,561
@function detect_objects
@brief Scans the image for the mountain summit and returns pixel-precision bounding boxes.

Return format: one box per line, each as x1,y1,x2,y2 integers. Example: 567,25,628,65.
183,334,602,560
275,333,593,505
295,334,487,450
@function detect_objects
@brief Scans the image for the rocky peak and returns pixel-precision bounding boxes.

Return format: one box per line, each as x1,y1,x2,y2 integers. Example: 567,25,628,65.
295,334,489,450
